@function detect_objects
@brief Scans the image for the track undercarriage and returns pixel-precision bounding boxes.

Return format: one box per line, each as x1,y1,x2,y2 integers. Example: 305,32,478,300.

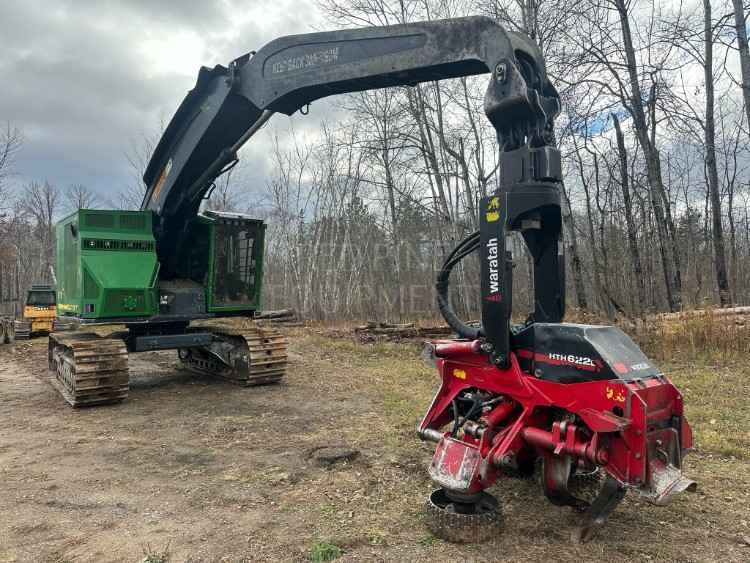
48,332,129,407
47,322,287,407
178,324,287,386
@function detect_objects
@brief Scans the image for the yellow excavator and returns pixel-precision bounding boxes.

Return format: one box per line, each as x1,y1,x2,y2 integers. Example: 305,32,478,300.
14,284,57,339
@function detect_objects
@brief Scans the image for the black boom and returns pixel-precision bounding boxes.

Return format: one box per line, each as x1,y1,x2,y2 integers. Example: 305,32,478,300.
141,16,557,273
142,15,564,363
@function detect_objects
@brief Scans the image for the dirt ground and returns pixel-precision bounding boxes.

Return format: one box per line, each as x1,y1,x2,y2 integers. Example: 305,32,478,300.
1,329,749,562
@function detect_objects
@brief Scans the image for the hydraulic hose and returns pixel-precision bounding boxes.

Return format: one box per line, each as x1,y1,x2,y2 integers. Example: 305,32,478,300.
436,231,483,340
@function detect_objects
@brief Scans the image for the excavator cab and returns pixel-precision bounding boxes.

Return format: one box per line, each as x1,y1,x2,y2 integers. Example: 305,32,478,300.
26,285,56,308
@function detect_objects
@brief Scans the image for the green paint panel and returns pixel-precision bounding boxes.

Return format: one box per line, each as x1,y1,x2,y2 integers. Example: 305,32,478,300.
56,209,158,319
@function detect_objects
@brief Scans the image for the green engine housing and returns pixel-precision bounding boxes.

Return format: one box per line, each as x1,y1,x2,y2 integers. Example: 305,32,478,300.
55,209,266,321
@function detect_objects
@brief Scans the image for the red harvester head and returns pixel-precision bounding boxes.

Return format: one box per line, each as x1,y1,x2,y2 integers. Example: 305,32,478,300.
418,324,695,542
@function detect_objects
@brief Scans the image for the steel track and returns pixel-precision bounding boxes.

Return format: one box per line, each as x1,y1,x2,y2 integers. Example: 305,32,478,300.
48,332,129,407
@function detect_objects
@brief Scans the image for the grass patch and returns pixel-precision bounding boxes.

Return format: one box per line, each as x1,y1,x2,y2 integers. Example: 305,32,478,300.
367,532,386,545
140,541,170,563
666,360,750,459
633,314,750,362
305,333,436,434
319,503,339,517
307,334,422,359
418,534,438,546
309,540,343,562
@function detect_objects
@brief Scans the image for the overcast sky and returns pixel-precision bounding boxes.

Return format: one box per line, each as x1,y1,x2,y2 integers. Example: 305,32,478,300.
1,0,335,205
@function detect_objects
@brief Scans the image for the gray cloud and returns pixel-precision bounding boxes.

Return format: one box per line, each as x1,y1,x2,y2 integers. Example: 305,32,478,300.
1,0,330,203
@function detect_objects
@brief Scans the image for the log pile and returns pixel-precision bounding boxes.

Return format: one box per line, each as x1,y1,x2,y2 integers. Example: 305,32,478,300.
255,309,304,327
653,306,750,323
353,321,454,341
568,306,750,331
322,307,750,346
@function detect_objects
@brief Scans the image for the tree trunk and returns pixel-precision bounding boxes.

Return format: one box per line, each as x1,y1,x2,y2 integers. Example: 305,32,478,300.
704,0,731,306
612,114,647,314
614,0,681,311
727,182,738,301
731,0,750,135
561,182,588,310
572,136,604,311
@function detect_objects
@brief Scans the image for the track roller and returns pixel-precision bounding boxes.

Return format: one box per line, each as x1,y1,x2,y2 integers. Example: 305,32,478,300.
178,325,287,386
424,488,503,543
48,332,129,407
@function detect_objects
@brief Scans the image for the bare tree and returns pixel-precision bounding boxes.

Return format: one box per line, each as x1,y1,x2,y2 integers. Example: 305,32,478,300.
0,122,23,205
22,181,59,283
612,0,682,311
560,180,589,310
117,119,166,210
703,0,731,305
203,156,262,214
559,0,683,311
64,183,99,212
612,113,647,313
731,0,750,135
664,0,732,305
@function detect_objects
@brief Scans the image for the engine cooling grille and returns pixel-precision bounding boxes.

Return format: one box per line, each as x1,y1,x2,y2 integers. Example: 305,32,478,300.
82,239,154,252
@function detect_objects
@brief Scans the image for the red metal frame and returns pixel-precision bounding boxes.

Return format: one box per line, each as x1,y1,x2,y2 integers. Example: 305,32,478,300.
420,340,694,502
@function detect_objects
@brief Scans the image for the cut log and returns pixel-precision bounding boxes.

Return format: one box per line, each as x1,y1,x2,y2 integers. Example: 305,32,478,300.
353,323,454,340
257,321,305,328
255,308,298,320
355,321,415,332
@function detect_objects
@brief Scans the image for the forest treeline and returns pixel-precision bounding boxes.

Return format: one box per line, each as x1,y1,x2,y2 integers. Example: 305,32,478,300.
2,0,750,322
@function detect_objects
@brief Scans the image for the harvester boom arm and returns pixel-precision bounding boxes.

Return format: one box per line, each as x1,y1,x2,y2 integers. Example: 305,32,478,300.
141,16,559,275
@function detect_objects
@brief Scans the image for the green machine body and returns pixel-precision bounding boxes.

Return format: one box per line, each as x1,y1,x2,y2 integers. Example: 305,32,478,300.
55,209,266,322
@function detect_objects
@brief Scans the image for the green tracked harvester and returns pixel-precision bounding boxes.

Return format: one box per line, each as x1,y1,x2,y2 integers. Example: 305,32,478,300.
49,208,286,407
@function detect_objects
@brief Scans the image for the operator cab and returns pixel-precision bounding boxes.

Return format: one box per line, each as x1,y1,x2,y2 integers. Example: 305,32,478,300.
511,323,661,383
162,210,266,317
26,285,56,309
207,211,263,308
